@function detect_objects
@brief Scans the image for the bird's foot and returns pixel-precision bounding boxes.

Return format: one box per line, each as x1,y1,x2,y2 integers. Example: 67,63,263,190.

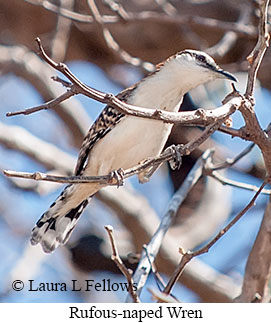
109,168,125,187
166,144,183,170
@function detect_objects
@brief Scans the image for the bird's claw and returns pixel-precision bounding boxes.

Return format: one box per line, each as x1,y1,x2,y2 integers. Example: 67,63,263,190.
109,168,125,187
167,144,183,170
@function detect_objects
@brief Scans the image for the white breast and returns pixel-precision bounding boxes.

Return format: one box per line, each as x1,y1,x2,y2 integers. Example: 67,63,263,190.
87,116,173,176
85,64,185,176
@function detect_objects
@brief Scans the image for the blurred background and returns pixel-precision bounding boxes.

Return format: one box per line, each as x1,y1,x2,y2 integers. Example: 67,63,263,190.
0,0,270,302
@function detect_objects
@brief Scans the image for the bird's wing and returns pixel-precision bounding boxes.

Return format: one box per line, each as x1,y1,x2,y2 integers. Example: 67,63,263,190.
74,87,136,175
74,105,125,175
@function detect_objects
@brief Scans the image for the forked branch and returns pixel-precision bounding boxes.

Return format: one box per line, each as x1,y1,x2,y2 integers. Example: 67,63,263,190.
163,178,269,295
105,225,140,303
6,37,242,129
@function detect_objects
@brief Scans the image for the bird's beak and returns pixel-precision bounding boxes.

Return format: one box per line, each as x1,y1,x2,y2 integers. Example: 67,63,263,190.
217,69,237,82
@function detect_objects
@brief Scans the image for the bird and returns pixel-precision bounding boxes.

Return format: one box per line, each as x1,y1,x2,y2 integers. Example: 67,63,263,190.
31,49,236,253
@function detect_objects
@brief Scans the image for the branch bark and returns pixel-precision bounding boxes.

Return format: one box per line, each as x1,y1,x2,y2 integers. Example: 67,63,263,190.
7,37,242,127
0,44,90,147
127,149,212,302
163,178,269,296
236,196,271,302
25,0,257,37
105,225,140,303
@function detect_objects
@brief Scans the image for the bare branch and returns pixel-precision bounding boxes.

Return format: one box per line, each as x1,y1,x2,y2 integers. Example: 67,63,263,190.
245,0,270,97
104,225,140,303
5,0,271,306
87,0,155,72
240,0,271,178
127,149,213,302
50,0,73,62
3,169,112,185
202,143,271,194
142,244,167,291
163,178,269,295
0,44,90,146
102,0,130,21
210,171,271,195
4,37,242,129
218,125,246,139
3,118,224,186
25,1,257,37
212,143,255,171
0,122,75,173
6,90,75,117
99,179,240,302
148,288,179,303
236,196,271,302
207,6,251,58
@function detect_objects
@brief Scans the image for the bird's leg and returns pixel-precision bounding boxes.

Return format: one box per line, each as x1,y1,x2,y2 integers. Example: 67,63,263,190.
138,144,183,184
109,168,125,187
165,144,183,170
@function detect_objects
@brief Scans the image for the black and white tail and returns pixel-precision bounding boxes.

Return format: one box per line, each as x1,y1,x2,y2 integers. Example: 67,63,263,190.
31,184,94,253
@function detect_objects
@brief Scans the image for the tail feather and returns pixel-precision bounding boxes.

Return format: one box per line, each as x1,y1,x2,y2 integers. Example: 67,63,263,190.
31,184,93,253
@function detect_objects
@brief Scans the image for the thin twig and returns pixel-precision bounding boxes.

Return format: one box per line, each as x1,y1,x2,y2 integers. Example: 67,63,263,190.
3,170,112,185
245,0,270,97
87,0,155,72
0,43,90,146
218,125,246,139
238,0,271,176
142,244,166,291
0,121,77,173
126,149,213,302
6,37,242,125
6,90,74,117
50,0,73,61
3,119,224,185
2,116,221,185
163,178,269,295
142,244,180,302
102,0,130,22
210,171,271,195
236,195,271,302
207,6,251,58
148,288,179,303
104,225,140,303
212,143,255,171
25,1,257,37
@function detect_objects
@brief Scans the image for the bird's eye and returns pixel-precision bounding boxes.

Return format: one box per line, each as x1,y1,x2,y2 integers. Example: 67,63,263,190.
197,55,206,63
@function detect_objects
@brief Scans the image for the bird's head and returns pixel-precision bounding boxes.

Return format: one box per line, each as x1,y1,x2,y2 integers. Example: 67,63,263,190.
171,49,237,88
